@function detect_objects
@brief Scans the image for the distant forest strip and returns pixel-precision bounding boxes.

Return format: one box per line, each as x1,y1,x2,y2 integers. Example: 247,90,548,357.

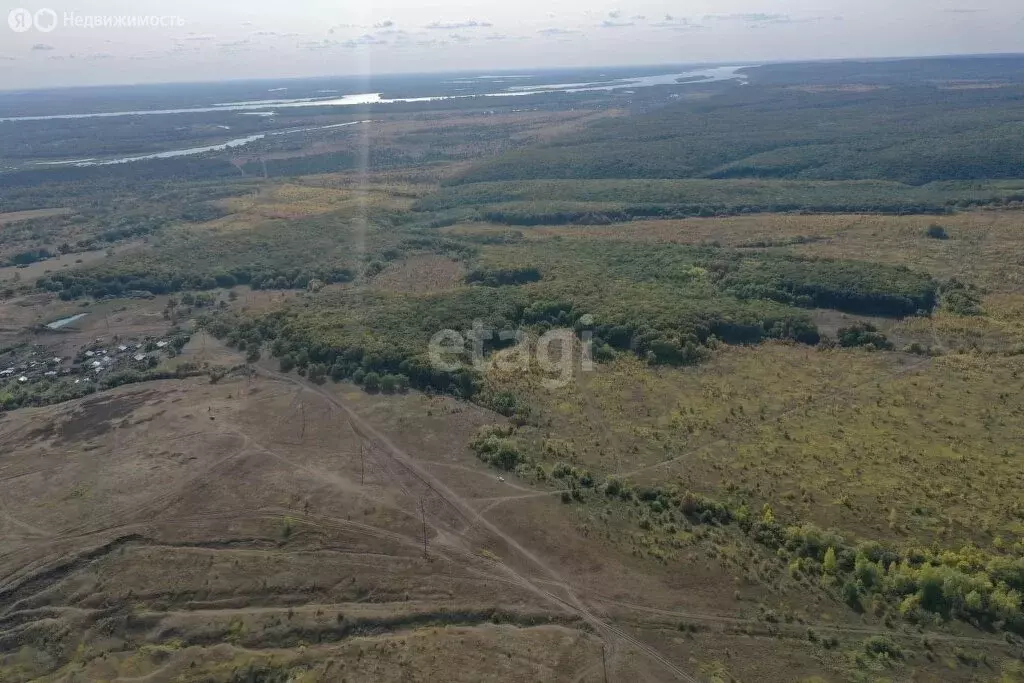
743,54,1024,86
414,179,1024,220
446,85,1024,186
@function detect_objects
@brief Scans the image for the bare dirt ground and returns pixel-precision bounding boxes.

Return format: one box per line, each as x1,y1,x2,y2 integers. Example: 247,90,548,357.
1,347,1017,681
0,241,142,286
0,209,71,226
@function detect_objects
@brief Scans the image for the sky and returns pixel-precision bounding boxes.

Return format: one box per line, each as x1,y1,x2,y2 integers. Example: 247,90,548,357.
2,0,1023,89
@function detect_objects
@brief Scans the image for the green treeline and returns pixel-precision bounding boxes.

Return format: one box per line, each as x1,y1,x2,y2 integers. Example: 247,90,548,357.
446,86,1024,186
414,180,1024,221
37,266,354,300
467,437,1024,635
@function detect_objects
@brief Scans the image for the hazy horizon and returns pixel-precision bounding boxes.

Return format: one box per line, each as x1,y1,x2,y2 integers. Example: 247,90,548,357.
3,51,1024,95
3,0,1024,90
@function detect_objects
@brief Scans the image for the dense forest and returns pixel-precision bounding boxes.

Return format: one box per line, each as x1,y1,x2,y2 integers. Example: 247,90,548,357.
448,85,1024,186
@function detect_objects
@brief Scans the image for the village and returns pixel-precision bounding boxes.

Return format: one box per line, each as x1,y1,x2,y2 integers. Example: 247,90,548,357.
0,334,182,389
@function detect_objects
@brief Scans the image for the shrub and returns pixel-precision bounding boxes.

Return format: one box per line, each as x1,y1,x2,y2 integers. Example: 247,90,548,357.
837,323,894,351
941,279,982,316
823,547,838,574
864,635,903,659
308,363,327,384
925,224,949,240
469,425,524,471
842,581,862,610
604,477,623,497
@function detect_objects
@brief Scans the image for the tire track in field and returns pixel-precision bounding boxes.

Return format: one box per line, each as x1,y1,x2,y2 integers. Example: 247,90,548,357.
256,367,699,682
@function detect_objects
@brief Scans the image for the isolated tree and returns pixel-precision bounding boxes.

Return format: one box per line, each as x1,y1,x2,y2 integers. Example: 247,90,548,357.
363,372,381,392
330,362,347,381
823,547,838,574
246,343,261,364
307,363,327,384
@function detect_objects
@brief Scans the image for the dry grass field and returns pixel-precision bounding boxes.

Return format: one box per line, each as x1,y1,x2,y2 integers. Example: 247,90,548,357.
0,210,72,226
1,338,1019,681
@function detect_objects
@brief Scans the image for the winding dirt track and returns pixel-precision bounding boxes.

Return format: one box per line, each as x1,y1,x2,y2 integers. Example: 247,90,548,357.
256,366,699,682
2,363,1009,680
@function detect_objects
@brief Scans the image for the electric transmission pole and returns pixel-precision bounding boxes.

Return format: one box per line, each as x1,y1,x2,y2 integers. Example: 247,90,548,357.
420,499,428,559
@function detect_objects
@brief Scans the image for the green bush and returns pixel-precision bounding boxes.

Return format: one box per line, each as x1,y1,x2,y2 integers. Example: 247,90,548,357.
837,323,894,350
864,635,903,659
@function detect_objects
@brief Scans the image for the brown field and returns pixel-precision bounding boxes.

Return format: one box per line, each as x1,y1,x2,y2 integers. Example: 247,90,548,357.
1,338,1019,681
0,242,142,286
0,209,72,226
213,184,417,224
370,255,465,294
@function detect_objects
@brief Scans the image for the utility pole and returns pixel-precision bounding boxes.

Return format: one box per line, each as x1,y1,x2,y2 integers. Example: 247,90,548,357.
602,644,609,683
420,499,428,559
359,444,365,485
299,400,306,442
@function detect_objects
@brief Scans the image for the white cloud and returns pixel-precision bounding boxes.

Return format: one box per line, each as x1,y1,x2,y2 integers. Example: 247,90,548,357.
298,39,335,50
538,27,579,36
704,13,793,24
425,20,492,30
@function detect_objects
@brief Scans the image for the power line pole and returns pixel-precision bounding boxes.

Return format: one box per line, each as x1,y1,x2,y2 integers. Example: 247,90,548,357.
602,644,609,683
359,444,365,485
420,499,428,559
